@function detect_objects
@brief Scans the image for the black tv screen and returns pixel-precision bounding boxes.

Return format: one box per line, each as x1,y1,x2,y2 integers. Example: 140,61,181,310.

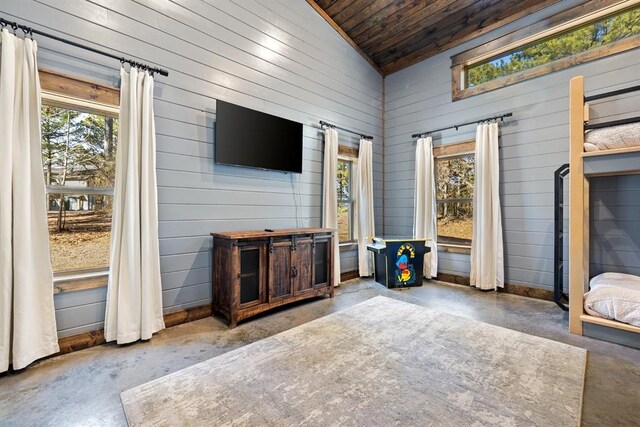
215,100,303,173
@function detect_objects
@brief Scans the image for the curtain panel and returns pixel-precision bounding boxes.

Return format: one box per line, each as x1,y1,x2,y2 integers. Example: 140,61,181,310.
413,137,438,278
0,29,59,372
470,123,504,290
357,139,375,277
104,67,165,344
322,128,341,285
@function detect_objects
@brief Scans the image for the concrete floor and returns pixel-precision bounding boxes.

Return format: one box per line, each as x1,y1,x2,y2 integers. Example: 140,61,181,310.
1,279,639,426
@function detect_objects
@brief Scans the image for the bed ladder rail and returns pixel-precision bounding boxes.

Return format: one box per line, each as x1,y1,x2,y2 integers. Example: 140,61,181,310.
554,163,570,311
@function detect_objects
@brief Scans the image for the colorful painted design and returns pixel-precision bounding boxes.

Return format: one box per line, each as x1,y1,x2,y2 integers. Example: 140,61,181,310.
394,243,416,286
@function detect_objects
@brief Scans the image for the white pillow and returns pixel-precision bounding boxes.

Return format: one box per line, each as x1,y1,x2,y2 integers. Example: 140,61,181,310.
585,273,640,327
590,272,640,290
583,142,599,152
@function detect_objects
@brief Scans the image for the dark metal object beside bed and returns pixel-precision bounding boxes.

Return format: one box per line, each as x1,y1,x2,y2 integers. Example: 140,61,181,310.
554,163,570,311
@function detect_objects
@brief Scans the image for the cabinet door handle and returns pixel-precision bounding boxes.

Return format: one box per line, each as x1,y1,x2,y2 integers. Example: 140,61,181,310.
291,266,298,278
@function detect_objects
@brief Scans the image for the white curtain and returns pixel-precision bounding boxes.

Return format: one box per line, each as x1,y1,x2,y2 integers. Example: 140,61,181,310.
470,123,504,290
357,139,375,276
413,137,438,278
0,30,59,372
104,67,165,344
322,128,340,286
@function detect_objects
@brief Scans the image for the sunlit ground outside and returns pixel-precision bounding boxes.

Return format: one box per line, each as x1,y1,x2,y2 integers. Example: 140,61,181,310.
438,217,472,243
338,204,349,242
48,210,111,273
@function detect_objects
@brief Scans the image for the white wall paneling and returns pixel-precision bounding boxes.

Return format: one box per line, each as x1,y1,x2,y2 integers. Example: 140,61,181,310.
383,0,640,290
0,0,383,336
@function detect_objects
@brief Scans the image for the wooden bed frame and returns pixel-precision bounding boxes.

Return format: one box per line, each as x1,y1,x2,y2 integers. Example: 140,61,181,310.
568,75,640,337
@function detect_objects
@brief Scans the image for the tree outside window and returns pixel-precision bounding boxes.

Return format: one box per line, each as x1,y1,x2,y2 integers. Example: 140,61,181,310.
337,158,354,242
436,154,474,246
466,6,640,88
42,104,118,274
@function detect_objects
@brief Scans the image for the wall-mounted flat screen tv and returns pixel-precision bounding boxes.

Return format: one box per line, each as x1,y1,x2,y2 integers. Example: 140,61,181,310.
215,100,303,173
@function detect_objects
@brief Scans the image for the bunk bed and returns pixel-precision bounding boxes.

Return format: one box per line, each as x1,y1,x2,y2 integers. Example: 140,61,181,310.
569,75,640,348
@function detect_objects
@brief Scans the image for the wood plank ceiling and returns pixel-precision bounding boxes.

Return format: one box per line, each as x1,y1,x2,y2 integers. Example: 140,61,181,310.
308,0,564,75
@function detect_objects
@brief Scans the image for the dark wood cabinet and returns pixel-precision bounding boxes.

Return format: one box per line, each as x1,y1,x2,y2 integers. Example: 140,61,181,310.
292,238,313,295
212,228,335,328
269,240,293,301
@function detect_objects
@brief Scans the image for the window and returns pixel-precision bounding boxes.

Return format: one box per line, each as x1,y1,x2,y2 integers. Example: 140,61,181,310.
467,6,640,88
451,3,640,100
337,158,355,243
43,105,118,274
435,153,474,246
41,73,119,276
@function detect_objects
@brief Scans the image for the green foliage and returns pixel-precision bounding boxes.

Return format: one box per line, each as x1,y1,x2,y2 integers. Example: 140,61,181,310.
41,106,118,188
436,155,474,242
467,7,640,87
337,159,351,201
336,159,352,241
436,155,474,200
42,105,118,233
436,154,474,230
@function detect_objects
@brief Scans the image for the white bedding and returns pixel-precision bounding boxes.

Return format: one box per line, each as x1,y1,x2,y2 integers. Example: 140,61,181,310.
584,272,640,327
583,122,640,152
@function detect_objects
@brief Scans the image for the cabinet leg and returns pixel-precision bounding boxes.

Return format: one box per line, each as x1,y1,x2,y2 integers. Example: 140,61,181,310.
229,312,238,329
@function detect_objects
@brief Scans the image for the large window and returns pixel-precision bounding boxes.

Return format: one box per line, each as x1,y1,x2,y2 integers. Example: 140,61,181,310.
42,102,118,274
452,2,640,100
337,158,355,243
435,154,474,246
467,6,640,87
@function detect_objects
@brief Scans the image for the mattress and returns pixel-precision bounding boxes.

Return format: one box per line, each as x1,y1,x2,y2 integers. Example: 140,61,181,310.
584,272,640,327
583,122,640,152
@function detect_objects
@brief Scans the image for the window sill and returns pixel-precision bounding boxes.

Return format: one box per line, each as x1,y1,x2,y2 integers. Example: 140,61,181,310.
53,270,108,294
438,244,471,255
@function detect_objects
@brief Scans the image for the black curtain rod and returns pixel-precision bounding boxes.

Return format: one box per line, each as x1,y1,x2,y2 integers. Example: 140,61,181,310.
0,17,169,77
320,121,373,140
411,112,513,138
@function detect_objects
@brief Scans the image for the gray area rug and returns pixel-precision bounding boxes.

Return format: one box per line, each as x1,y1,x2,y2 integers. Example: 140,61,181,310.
121,296,586,426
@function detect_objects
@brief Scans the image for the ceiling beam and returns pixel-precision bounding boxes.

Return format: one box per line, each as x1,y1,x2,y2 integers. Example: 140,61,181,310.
305,0,383,75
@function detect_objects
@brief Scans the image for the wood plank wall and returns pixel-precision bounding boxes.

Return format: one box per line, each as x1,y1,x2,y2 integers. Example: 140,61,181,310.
383,0,640,291
0,0,383,337
590,175,640,278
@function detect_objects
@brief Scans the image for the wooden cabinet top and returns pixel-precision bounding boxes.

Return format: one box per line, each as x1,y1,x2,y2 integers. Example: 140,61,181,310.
211,227,336,240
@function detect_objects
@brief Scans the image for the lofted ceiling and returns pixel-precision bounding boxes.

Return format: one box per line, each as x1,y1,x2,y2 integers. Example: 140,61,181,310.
308,0,564,75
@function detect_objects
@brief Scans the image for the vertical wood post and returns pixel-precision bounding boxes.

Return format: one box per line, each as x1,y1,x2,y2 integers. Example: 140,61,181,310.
569,76,586,335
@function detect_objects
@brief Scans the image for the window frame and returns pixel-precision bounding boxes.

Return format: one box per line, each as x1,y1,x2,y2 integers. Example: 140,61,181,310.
337,155,357,245
40,68,120,292
336,145,360,247
451,1,640,101
433,140,475,251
